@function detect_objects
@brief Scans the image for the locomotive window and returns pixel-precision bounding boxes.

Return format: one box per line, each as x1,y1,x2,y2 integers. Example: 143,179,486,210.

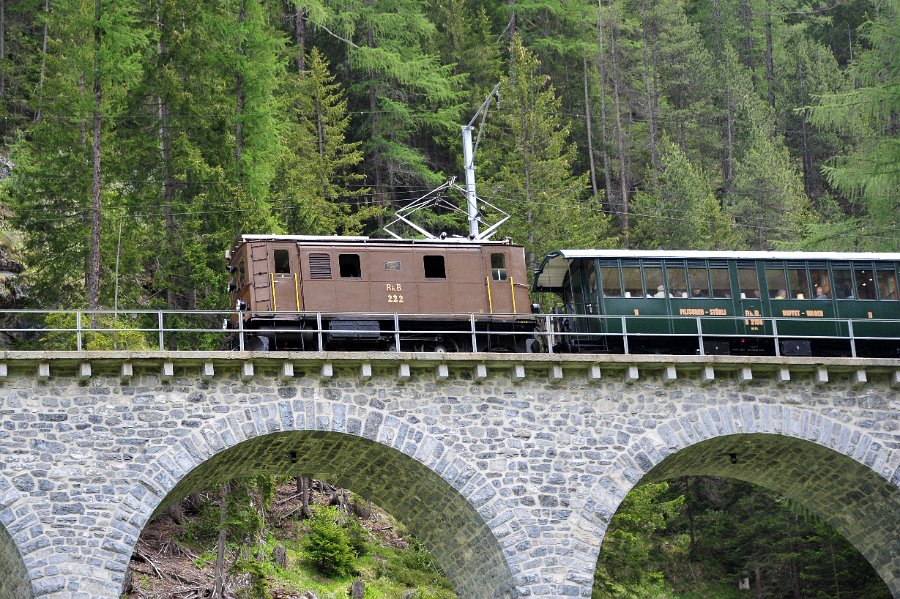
737,267,759,299
238,260,246,287
339,254,361,278
765,266,787,299
274,250,291,274
877,268,898,300
600,266,622,297
424,255,446,279
622,266,642,298
688,267,709,298
809,267,830,299
787,267,810,299
666,265,688,298
709,268,731,298
644,266,664,298
833,267,853,299
491,253,507,281
854,266,876,300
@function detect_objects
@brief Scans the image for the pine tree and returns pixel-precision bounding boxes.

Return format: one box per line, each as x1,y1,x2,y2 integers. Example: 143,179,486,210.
631,137,736,249
481,36,614,269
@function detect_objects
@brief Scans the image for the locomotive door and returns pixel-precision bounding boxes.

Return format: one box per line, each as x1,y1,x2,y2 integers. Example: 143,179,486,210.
268,245,301,314
483,249,526,314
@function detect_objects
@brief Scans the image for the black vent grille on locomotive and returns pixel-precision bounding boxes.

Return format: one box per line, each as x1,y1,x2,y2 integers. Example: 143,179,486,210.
309,253,332,279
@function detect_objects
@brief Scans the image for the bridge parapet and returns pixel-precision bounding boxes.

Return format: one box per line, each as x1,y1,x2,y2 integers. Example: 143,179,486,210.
0,351,896,598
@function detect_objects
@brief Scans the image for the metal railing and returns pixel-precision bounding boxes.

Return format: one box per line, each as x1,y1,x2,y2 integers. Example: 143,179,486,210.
0,309,897,357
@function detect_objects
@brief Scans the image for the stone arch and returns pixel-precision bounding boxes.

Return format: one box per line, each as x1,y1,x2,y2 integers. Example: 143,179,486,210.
0,477,42,598
577,405,900,597
108,399,516,599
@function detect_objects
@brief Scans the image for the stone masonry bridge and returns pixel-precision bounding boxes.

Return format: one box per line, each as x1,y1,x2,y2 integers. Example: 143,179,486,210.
0,351,897,599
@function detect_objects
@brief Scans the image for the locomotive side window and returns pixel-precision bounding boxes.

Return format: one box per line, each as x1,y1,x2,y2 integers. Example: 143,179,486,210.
809,266,830,298
339,254,361,278
665,264,687,298
737,267,759,299
688,265,709,298
491,253,508,281
424,255,446,279
787,266,810,299
644,265,664,297
600,266,621,297
622,264,642,298
765,265,787,299
274,250,291,274
877,268,898,300
833,266,853,299
709,267,731,298
853,265,876,300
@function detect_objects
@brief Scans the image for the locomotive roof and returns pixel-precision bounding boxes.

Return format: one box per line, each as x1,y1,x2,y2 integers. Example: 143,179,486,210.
534,248,900,291
230,234,516,256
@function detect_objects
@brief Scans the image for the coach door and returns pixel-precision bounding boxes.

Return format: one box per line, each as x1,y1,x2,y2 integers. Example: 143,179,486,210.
736,263,767,337
268,245,301,314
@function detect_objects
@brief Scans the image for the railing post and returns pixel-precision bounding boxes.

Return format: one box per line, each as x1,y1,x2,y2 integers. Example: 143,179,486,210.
317,312,324,351
470,313,477,353
76,311,83,351
158,311,165,350
238,313,245,351
697,317,704,356
394,313,402,352
621,316,629,355
848,319,856,358
546,314,554,354
772,318,780,357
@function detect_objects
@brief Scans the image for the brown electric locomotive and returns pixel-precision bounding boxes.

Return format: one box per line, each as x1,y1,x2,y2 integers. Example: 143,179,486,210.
226,234,535,351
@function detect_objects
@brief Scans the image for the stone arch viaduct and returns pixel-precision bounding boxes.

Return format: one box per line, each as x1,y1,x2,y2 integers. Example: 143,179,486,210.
0,351,897,598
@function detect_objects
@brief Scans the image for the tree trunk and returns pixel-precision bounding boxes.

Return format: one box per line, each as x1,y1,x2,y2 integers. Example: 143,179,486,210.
299,475,312,519
212,483,229,599
366,7,384,228
640,22,659,181
596,0,614,208
754,564,763,599
507,0,517,40
235,0,246,178
764,0,775,108
293,4,307,72
157,5,178,323
608,21,629,236
87,0,103,313
582,56,598,197
35,0,50,122
0,0,6,99
273,545,287,568
739,0,753,69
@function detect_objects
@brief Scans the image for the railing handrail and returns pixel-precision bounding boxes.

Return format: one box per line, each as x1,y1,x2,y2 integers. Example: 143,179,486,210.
0,309,897,355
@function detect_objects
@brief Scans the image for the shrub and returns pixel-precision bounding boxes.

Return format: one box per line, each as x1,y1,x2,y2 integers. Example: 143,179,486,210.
302,506,356,577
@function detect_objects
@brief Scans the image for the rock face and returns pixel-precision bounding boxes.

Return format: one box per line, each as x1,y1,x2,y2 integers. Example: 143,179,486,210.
0,353,896,599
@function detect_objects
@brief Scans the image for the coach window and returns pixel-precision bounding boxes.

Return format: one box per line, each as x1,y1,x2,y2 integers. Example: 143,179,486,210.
600,265,622,297
622,262,642,298
765,265,788,299
274,250,291,274
666,264,688,298
833,266,853,299
339,254,362,278
491,253,508,281
644,265,664,298
853,265,876,300
424,255,446,279
809,266,830,298
709,266,731,298
737,266,759,299
688,265,710,298
877,267,898,300
787,265,810,299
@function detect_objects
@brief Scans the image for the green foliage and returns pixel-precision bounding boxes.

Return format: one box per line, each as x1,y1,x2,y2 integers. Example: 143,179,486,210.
302,506,357,577
39,312,152,351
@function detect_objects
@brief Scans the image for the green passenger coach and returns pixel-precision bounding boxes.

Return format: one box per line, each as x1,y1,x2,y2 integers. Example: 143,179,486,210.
533,250,900,357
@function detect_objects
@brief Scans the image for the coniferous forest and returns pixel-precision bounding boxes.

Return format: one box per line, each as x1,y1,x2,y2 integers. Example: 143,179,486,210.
0,0,897,597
